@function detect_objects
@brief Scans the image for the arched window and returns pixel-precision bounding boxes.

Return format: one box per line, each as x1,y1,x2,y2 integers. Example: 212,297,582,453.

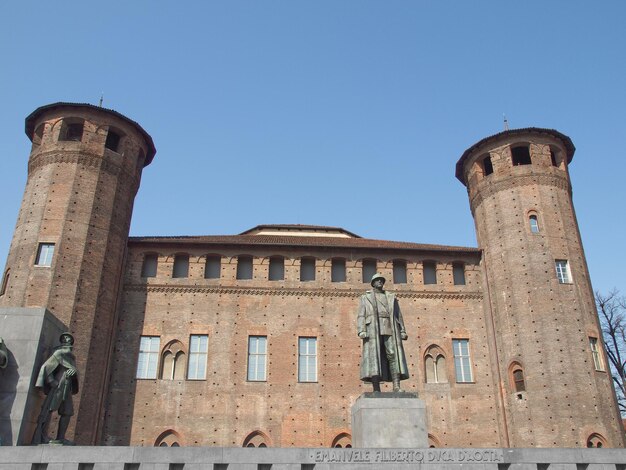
452,262,466,285
236,255,253,280
586,433,606,448
361,259,377,283
204,255,221,279
529,214,540,233
424,345,447,383
393,260,407,284
423,261,437,285
172,254,189,278
160,341,186,380
300,257,316,282
242,431,270,448
331,433,352,448
154,430,182,447
268,256,284,281
141,253,158,278
509,362,526,393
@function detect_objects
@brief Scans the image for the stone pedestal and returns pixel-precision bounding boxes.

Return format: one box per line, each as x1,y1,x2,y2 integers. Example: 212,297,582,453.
351,392,427,448
0,308,66,445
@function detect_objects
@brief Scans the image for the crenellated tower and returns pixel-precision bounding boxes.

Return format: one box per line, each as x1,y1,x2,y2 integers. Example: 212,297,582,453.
0,103,155,444
457,128,624,447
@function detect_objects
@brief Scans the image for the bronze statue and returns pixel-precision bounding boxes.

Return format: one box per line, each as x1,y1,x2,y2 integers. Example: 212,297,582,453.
32,332,79,445
357,273,409,392
0,338,8,370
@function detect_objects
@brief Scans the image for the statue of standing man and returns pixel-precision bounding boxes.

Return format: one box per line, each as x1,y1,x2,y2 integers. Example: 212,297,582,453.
32,332,79,445
357,273,409,392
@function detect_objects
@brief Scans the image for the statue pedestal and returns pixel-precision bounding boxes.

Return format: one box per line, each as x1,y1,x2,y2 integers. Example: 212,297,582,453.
351,392,428,448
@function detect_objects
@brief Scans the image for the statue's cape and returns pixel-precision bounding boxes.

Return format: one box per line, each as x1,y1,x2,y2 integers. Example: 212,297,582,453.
35,348,79,395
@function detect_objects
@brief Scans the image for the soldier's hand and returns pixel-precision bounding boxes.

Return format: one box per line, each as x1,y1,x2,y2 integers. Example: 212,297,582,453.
358,332,367,339
401,332,408,340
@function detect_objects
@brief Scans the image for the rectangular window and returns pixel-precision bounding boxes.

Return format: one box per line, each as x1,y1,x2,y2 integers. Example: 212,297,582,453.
247,336,267,381
141,253,158,278
331,258,346,283
136,336,160,379
237,256,253,280
268,256,284,281
300,257,316,282
204,255,221,279
453,262,466,285
188,335,208,380
361,259,377,284
589,337,604,371
423,261,437,285
35,243,55,267
393,260,407,284
555,260,571,284
173,254,189,278
452,339,473,383
298,337,317,382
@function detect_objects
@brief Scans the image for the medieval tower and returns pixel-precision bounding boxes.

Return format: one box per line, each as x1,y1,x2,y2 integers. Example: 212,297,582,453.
456,128,625,447
0,103,156,444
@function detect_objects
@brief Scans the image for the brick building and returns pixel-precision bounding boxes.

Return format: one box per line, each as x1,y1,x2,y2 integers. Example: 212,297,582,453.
0,103,623,448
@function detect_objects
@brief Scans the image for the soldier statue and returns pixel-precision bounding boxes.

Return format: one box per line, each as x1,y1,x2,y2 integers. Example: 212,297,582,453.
0,338,8,370
32,332,79,445
357,273,409,392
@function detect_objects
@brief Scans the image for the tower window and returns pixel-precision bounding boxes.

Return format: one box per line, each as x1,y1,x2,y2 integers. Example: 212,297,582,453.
172,254,189,278
423,261,437,285
35,243,55,267
141,253,158,278
105,129,121,152
236,255,253,280
204,255,221,279
512,367,526,392
452,339,473,383
452,262,466,285
361,259,377,283
188,335,208,380
393,260,407,284
511,145,532,166
0,269,9,296
555,260,571,284
268,256,284,281
529,214,540,233
298,337,317,382
589,337,604,371
136,336,160,379
247,336,267,381
331,258,346,283
59,120,84,142
300,257,316,282
482,155,493,176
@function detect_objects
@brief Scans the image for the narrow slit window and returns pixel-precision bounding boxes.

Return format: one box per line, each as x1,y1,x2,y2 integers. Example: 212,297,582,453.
512,368,526,392
0,269,9,296
529,214,540,233
300,257,316,282
393,260,407,284
268,256,284,281
236,256,253,280
589,337,604,371
172,254,189,278
204,255,221,279
331,258,346,283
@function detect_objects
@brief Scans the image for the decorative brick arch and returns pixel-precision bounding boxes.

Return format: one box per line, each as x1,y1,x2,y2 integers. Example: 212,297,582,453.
243,430,271,448
331,432,352,448
155,429,182,447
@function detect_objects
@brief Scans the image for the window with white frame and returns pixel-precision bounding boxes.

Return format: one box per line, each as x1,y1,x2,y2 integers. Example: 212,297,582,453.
555,260,571,284
529,214,540,233
136,336,160,379
188,335,208,380
35,243,55,267
589,337,604,371
298,337,317,382
452,339,473,383
247,336,267,381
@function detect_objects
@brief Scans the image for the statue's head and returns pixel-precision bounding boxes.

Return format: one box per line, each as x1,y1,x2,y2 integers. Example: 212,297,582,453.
370,273,386,288
59,332,75,347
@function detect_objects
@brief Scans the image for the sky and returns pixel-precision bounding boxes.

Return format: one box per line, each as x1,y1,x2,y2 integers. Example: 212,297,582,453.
0,1,624,296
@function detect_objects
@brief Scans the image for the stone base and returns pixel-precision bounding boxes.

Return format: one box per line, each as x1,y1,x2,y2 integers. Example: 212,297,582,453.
351,392,427,448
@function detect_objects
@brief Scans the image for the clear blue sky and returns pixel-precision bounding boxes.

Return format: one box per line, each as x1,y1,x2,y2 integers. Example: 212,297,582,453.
1,1,624,296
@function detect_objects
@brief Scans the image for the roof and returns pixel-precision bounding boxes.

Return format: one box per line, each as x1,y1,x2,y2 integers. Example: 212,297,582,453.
25,102,157,166
128,233,481,254
239,224,361,238
455,127,576,185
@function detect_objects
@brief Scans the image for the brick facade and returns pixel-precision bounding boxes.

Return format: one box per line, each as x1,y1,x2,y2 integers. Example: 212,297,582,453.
1,105,623,448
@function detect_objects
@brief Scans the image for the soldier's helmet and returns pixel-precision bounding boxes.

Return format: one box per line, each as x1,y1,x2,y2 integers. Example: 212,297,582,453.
59,332,75,346
370,273,386,286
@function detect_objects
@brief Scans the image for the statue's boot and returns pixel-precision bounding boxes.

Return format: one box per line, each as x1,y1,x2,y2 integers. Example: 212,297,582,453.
392,373,403,392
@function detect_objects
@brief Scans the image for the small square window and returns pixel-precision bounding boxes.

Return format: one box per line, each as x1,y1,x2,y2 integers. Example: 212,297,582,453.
35,243,55,267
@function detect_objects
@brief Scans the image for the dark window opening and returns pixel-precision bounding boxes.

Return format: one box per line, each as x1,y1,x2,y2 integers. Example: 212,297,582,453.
173,254,189,278
452,262,466,285
0,269,9,296
33,124,45,146
105,130,121,152
331,258,346,283
482,155,493,175
268,256,284,281
237,256,253,280
423,261,437,285
141,254,158,278
59,120,84,142
204,255,221,279
300,257,316,282
361,259,377,283
511,146,531,166
393,260,407,284
513,369,526,392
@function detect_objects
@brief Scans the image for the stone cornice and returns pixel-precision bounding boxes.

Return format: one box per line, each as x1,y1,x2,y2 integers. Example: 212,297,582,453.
470,173,570,214
124,283,483,300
